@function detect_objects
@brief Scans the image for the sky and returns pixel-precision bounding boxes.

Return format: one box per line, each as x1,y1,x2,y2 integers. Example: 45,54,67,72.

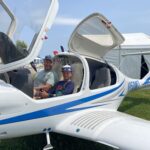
40,0,150,57
2,0,150,58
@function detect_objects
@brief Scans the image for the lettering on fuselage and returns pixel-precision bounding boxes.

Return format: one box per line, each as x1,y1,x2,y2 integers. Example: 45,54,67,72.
144,77,150,86
128,81,140,91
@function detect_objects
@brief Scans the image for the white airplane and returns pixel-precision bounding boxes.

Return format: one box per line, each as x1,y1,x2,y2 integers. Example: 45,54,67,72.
1,0,150,150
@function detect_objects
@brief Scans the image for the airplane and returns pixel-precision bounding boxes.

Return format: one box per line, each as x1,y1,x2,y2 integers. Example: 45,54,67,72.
1,0,150,150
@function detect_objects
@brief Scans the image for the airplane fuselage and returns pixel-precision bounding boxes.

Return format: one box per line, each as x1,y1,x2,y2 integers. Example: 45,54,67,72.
0,53,127,139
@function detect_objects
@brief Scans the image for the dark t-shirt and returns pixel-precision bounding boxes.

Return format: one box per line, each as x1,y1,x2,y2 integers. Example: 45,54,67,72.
48,80,74,97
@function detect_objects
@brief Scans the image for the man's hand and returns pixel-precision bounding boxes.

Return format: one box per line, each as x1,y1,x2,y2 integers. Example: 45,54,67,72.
39,90,49,98
34,84,52,92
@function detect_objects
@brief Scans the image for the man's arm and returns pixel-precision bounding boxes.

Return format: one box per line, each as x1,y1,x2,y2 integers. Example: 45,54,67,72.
34,84,52,92
39,83,57,98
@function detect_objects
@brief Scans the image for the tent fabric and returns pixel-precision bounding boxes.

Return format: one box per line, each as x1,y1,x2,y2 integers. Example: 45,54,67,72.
141,55,149,79
143,55,150,70
105,33,150,79
120,54,141,79
121,33,150,49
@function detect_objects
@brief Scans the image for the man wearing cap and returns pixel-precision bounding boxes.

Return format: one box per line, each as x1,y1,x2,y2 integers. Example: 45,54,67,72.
40,65,74,98
33,55,58,98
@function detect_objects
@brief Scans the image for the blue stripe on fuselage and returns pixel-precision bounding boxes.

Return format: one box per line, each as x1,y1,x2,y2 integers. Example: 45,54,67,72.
0,81,124,125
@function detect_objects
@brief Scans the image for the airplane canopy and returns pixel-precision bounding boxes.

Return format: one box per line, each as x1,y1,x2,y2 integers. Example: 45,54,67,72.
68,13,124,59
0,0,58,73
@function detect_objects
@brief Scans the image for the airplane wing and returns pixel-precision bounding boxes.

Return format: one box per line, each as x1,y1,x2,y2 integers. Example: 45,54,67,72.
55,109,150,150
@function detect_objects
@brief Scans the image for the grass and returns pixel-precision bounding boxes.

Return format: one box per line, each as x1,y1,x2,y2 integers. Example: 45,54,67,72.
0,89,150,149
119,88,150,120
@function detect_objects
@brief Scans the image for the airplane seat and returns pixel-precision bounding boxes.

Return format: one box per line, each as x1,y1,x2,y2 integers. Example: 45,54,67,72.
0,32,27,64
0,73,10,83
8,68,34,97
52,62,63,81
71,62,83,93
91,67,111,89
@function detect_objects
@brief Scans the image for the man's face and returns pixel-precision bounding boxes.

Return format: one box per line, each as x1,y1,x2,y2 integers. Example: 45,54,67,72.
62,71,72,80
44,59,53,71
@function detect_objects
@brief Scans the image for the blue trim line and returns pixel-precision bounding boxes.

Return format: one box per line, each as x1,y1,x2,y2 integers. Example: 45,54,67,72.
0,81,124,125
144,77,150,85
119,90,125,97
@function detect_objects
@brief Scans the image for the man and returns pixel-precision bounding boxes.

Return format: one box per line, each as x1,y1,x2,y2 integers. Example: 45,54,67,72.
40,65,74,98
34,55,58,98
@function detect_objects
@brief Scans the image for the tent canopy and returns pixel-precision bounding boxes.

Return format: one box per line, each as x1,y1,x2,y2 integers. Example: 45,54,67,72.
119,33,150,49
105,33,150,79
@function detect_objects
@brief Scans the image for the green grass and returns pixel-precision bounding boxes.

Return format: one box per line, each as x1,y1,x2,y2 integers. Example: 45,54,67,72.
119,89,150,120
1,89,150,150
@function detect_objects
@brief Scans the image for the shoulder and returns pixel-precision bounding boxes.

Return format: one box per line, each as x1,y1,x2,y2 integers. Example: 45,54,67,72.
66,80,74,87
69,80,74,85
38,69,44,74
35,69,44,77
46,71,55,76
45,71,54,78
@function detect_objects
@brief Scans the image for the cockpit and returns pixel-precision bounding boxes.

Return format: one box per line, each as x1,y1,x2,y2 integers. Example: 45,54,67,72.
0,0,58,97
52,54,84,93
0,1,120,100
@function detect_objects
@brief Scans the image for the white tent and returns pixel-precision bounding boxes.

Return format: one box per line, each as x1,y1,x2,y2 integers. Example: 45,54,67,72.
105,33,150,79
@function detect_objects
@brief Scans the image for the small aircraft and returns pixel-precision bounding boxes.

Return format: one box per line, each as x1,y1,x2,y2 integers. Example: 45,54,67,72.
1,0,150,150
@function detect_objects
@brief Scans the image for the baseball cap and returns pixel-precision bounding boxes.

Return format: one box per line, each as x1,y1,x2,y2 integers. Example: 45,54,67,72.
62,65,72,72
44,55,53,61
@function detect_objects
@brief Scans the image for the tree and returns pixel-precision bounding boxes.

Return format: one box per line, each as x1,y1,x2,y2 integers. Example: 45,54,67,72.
16,40,28,50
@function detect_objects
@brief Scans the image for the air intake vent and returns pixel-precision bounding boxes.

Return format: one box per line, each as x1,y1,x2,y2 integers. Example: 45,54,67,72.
71,111,120,130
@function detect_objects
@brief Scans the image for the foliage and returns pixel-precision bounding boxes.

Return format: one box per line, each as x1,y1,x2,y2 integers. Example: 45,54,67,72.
16,40,28,50
0,89,150,150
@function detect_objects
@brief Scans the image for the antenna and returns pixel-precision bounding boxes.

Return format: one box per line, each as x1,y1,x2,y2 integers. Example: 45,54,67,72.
60,45,65,52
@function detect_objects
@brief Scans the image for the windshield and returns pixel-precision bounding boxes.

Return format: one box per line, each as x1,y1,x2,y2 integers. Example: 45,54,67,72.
0,0,51,64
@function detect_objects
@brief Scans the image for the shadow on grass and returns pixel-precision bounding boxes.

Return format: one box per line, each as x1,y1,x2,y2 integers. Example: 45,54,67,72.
51,132,114,150
0,133,114,150
0,134,46,150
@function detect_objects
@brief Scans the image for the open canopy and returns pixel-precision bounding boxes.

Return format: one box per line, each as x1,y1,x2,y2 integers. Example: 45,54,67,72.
68,13,124,59
0,0,58,73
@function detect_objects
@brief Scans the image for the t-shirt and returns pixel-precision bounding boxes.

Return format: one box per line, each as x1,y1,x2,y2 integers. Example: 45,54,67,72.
49,80,74,97
34,70,58,87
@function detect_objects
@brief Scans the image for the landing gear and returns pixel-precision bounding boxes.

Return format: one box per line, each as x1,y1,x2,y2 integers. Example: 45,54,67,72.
43,132,53,150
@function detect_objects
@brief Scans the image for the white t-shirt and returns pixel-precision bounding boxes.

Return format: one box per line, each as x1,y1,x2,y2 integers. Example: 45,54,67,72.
34,70,58,87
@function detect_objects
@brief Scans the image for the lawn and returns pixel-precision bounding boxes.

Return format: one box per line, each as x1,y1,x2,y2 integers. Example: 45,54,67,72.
0,89,150,150
118,88,150,120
